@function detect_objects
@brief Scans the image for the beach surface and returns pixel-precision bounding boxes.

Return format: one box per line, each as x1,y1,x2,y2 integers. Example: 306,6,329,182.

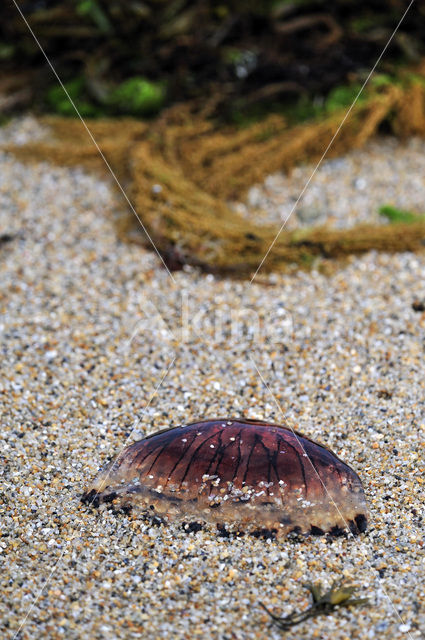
0,117,424,639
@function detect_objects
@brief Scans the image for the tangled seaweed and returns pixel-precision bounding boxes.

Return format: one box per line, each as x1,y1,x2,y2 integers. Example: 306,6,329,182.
3,71,425,275
260,582,369,630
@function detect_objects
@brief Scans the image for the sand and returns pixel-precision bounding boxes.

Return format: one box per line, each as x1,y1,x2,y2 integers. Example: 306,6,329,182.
238,137,425,231
0,117,424,639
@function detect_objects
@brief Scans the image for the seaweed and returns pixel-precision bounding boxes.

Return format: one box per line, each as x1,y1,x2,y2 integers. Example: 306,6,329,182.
260,582,369,630
107,77,166,117
3,72,425,276
46,78,100,118
3,0,424,120
379,205,425,224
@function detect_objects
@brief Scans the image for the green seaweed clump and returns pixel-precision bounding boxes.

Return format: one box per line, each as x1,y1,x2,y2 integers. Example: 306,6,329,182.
260,582,368,630
46,78,99,117
379,204,425,224
76,0,113,34
108,77,165,117
324,84,363,114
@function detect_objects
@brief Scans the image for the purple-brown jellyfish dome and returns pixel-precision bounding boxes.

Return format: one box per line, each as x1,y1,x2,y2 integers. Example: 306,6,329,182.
82,419,368,537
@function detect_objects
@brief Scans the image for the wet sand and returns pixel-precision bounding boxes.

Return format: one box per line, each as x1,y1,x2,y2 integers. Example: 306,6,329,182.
0,118,424,639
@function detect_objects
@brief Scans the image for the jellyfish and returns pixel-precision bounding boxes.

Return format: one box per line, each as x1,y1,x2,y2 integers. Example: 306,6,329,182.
82,419,368,537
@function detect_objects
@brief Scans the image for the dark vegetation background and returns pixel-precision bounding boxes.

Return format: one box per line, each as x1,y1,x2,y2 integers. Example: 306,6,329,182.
2,1,425,274
1,0,424,121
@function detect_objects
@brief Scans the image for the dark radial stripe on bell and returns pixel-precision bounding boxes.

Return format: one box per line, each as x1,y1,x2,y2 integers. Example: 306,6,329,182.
177,431,220,488
163,430,199,487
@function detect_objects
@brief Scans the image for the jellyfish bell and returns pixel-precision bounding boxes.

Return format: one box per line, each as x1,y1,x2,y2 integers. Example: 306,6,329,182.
82,419,368,537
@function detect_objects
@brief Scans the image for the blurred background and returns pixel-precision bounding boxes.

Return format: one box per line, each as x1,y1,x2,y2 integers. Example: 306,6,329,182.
1,0,424,121
2,1,425,275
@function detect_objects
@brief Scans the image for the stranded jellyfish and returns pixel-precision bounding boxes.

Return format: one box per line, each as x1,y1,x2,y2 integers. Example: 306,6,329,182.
82,419,368,537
